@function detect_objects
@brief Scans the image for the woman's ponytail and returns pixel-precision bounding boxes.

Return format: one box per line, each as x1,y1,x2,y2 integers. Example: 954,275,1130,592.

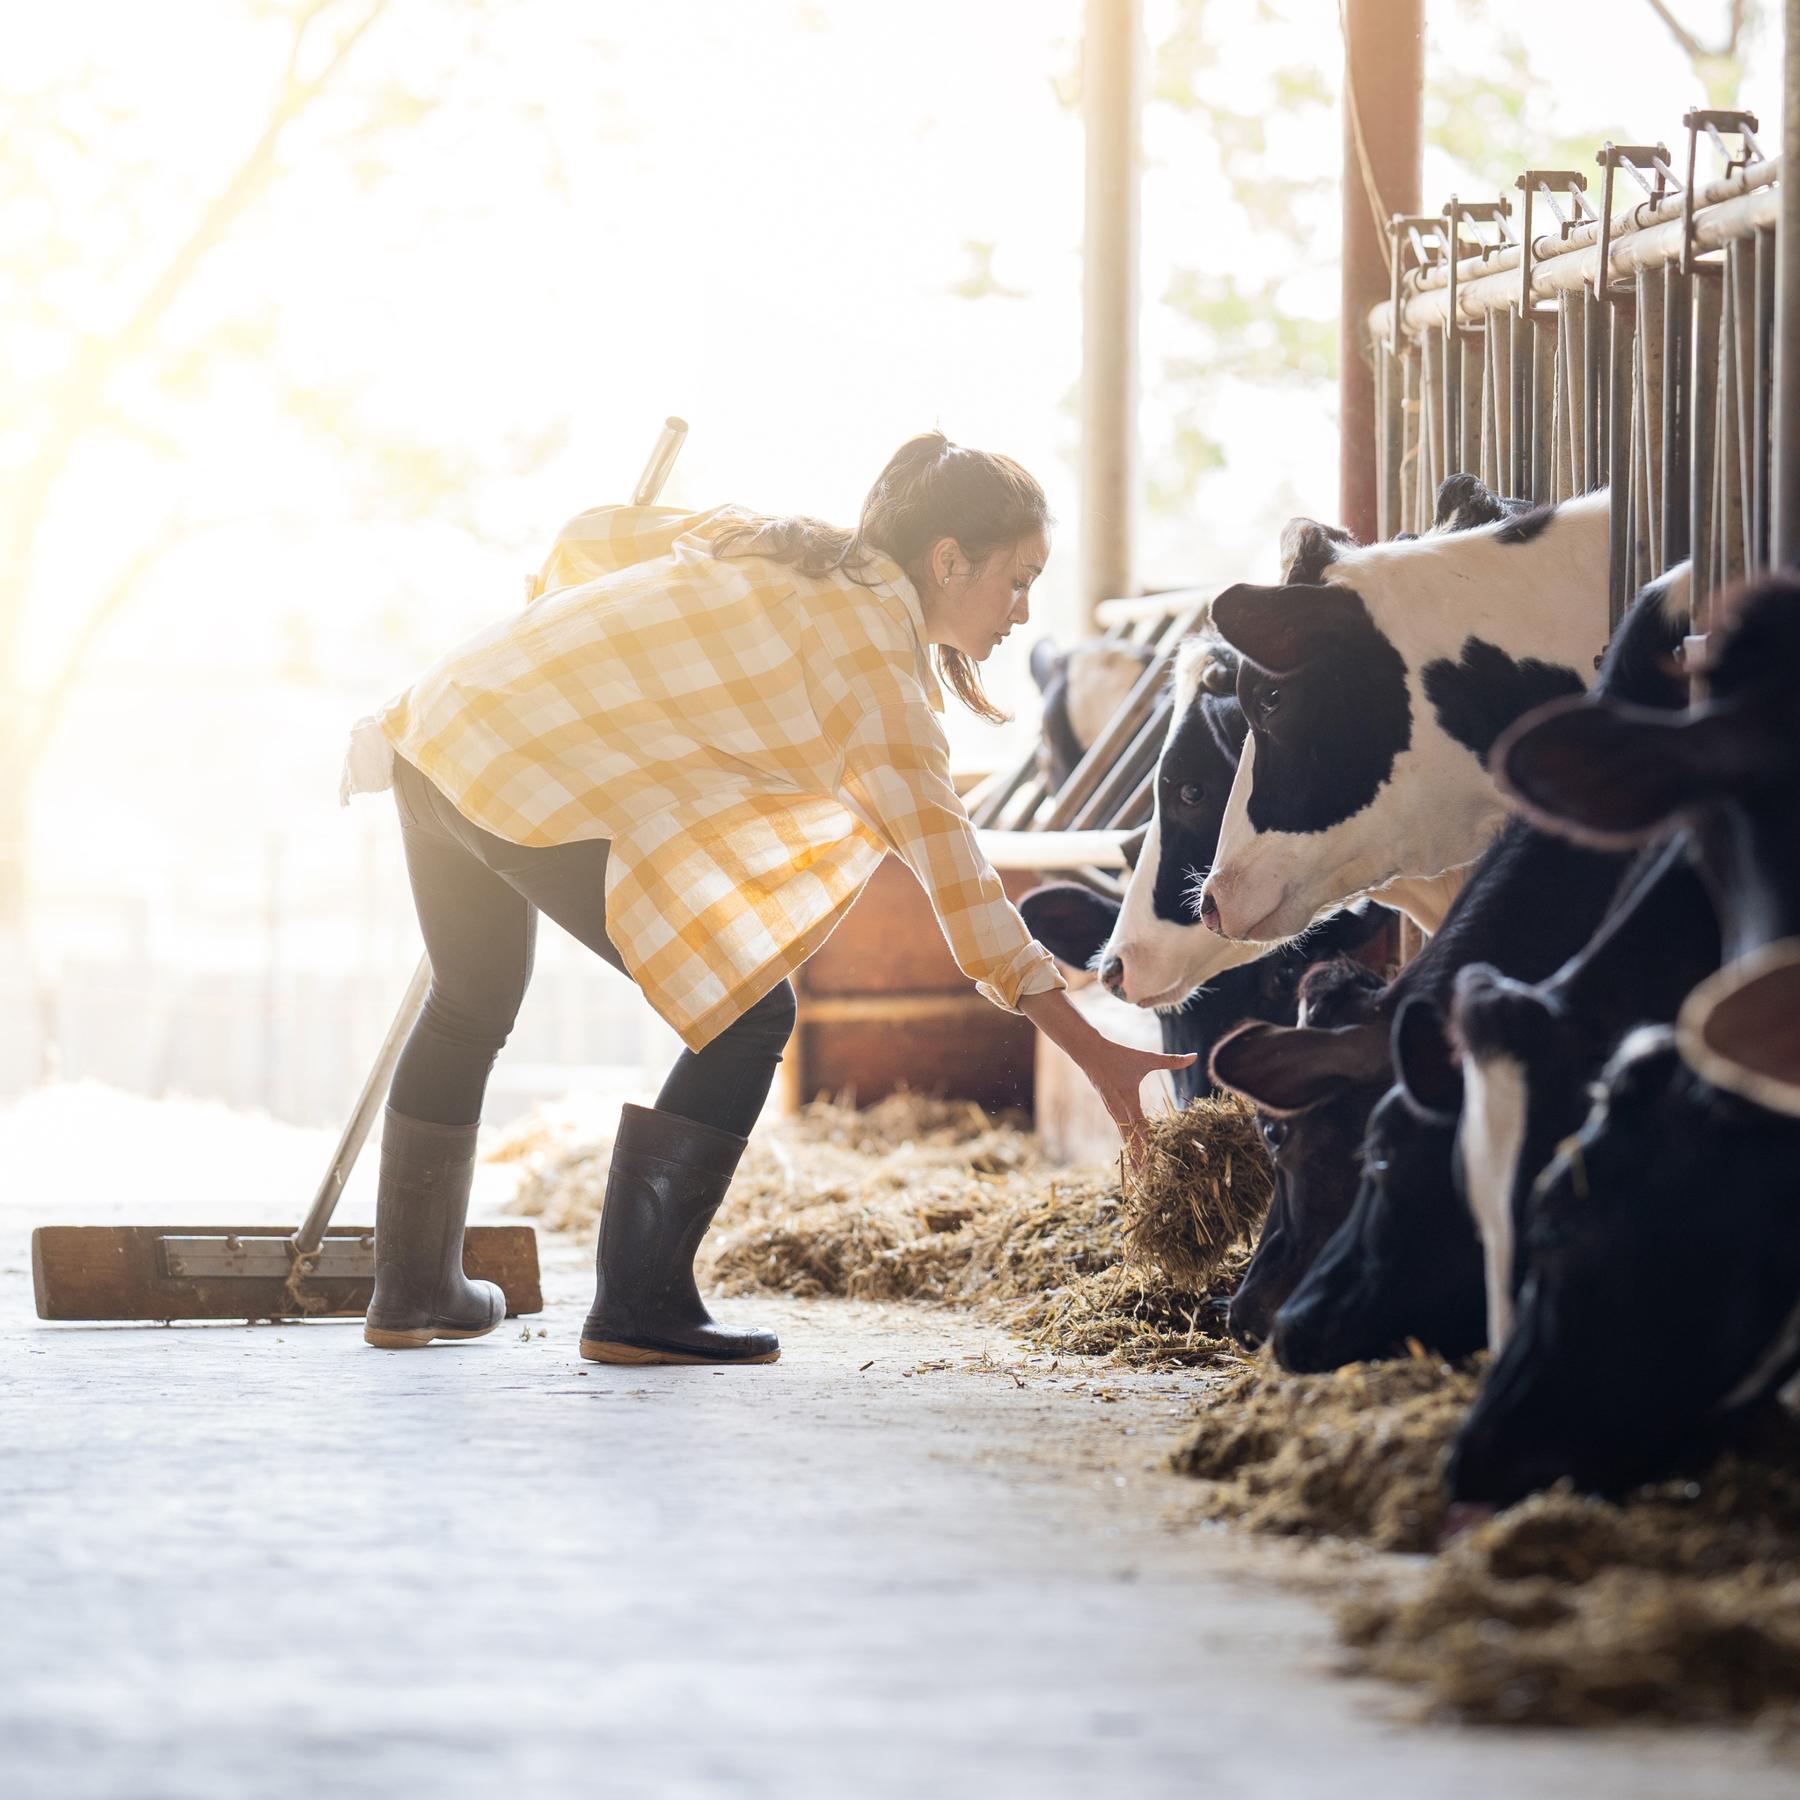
712,431,1050,724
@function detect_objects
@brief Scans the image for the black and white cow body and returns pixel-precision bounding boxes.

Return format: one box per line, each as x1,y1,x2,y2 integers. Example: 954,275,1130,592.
1450,573,1800,1503
1199,489,1612,946
1029,637,1157,791
1213,568,1695,1369
1018,879,1392,1109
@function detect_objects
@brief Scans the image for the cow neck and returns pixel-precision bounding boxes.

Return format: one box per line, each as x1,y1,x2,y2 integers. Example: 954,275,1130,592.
1367,862,1474,936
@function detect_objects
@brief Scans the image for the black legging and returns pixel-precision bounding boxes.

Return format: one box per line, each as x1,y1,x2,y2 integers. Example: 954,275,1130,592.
386,754,795,1137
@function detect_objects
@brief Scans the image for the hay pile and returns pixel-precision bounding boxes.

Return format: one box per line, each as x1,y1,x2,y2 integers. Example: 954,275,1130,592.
499,1090,1272,1364
1338,1414,1800,1726
1170,1355,1483,1552
1169,1352,1800,1725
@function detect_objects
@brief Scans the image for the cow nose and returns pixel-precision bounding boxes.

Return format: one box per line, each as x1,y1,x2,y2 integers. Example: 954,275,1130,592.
1199,890,1223,935
1100,956,1126,997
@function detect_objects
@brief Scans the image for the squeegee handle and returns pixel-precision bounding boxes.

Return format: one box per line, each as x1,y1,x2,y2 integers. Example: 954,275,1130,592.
294,416,691,1258
632,416,688,507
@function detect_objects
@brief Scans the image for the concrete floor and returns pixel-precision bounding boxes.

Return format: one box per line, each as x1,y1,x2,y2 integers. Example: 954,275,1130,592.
4,1088,1797,1799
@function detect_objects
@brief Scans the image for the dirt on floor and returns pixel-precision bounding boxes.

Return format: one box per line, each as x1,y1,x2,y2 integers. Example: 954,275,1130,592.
499,1091,1800,1732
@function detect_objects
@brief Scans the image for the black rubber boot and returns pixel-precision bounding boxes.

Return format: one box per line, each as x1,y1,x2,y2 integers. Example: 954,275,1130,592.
578,1103,779,1366
363,1107,507,1349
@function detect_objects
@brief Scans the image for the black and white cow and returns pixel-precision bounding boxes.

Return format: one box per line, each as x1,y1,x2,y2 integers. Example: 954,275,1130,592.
1100,480,1518,1010
1448,571,1800,1503
1020,878,1392,1109
1212,567,1694,1368
1029,636,1157,791
1198,488,1612,946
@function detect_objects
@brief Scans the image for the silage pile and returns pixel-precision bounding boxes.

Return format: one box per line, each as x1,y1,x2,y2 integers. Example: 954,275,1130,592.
1170,1354,1800,1726
499,1090,1272,1364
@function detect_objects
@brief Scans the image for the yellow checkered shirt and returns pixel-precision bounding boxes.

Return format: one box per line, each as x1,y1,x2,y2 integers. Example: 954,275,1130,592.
377,504,1065,1050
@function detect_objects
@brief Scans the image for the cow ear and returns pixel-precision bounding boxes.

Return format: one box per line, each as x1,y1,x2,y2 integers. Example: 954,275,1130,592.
1029,636,1064,692
1199,645,1238,696
1677,940,1800,1118
1211,582,1365,677
1494,695,1760,848
1433,472,1510,531
1279,517,1357,586
1392,995,1462,1123
1210,1018,1391,1118
1018,882,1120,972
1117,825,1149,871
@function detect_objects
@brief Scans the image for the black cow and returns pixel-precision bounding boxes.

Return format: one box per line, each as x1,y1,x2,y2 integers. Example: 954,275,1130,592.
1451,838,1721,1349
1449,572,1800,1503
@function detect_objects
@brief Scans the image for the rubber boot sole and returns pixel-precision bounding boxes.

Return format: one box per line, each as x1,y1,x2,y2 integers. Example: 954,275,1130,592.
578,1337,780,1366
364,1318,504,1349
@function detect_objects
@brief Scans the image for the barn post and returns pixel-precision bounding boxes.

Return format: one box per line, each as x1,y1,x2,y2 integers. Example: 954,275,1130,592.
1774,0,1800,566
1340,0,1425,543
1080,0,1142,630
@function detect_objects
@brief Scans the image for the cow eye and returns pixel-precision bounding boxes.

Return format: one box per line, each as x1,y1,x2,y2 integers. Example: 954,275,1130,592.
1261,685,1283,715
1261,1118,1289,1152
1177,782,1205,808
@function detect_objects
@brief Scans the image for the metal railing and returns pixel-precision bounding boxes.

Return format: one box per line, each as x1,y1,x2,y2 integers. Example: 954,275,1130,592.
1367,110,1779,633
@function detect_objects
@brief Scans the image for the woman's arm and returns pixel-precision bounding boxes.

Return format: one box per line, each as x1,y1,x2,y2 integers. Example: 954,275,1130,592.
1018,988,1197,1147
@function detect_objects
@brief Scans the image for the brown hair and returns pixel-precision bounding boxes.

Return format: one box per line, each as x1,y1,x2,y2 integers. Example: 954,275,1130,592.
710,430,1050,724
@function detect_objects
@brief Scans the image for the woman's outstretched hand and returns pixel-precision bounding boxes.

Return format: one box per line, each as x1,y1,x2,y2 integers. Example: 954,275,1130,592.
1018,988,1197,1174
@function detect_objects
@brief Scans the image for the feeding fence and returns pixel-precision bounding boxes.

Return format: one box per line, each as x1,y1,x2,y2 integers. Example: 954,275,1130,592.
1369,108,1781,633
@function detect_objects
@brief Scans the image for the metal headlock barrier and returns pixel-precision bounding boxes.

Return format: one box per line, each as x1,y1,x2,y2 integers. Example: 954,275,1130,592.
1367,109,1779,636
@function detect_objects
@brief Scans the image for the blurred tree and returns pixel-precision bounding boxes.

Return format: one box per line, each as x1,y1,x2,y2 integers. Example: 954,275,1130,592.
0,0,394,931
1118,0,1761,531
0,0,583,933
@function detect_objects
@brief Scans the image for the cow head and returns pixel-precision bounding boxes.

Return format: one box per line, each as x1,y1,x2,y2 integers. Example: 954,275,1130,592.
1098,630,1259,1006
1448,1020,1800,1505
1268,995,1485,1373
1199,488,1608,943
1208,956,1391,1344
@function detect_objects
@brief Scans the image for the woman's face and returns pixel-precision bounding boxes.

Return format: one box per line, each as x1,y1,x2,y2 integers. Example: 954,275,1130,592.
925,526,1049,661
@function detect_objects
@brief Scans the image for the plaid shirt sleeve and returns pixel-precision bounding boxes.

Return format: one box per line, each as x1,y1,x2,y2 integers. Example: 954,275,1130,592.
836,693,1066,1014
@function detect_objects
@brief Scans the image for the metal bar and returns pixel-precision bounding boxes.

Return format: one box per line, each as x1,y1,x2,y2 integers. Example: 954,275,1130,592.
1754,224,1775,567
1607,297,1636,625
1635,265,1665,570
1775,0,1800,564
1661,262,1692,569
1690,264,1722,628
1719,247,1746,590
1531,312,1557,504
1509,310,1532,496
1374,178,1780,336
1421,326,1445,514
1731,234,1758,572
1409,158,1775,305
1379,340,1404,539
1583,286,1608,488
1401,342,1421,533
1460,326,1483,475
